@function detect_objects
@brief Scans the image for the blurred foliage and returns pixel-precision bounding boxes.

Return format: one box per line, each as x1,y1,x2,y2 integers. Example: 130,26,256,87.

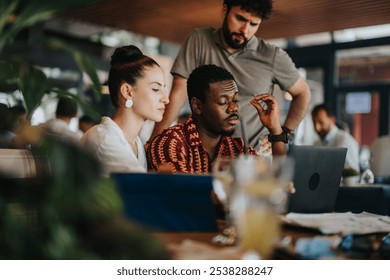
0,133,170,259
0,0,170,260
0,0,102,53
0,0,103,118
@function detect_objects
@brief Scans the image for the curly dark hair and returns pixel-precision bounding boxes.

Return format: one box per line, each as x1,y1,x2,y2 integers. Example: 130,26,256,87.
187,64,236,104
223,0,273,19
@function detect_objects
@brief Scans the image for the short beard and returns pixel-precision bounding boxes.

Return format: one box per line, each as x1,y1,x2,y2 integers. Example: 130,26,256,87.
318,131,327,140
220,128,236,137
222,17,248,50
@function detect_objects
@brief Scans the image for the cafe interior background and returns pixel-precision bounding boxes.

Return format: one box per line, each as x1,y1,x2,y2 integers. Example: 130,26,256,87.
2,0,390,143
1,0,390,260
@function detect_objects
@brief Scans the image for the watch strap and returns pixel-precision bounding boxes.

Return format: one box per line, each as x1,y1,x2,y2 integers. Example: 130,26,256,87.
268,132,288,143
268,127,295,143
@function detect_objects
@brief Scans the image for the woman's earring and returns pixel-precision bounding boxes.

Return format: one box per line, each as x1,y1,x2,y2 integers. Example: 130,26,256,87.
125,99,133,108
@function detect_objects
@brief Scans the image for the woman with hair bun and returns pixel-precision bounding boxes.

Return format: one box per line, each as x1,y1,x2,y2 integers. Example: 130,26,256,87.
80,45,169,175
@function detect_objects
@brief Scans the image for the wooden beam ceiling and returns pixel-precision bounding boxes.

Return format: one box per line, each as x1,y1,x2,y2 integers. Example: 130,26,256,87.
62,0,390,44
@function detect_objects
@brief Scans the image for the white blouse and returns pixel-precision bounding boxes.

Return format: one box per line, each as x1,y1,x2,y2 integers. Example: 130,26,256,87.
80,117,146,175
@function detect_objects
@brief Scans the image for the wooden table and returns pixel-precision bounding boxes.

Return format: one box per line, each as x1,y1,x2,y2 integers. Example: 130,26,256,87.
153,224,389,260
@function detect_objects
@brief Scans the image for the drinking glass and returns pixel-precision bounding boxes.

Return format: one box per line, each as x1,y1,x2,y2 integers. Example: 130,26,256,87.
230,155,294,259
211,156,237,245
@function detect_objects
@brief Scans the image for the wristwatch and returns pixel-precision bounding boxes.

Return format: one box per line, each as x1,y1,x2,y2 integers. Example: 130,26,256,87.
268,126,295,143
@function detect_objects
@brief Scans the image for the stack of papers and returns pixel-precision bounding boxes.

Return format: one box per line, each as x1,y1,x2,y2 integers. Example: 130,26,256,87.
283,212,390,235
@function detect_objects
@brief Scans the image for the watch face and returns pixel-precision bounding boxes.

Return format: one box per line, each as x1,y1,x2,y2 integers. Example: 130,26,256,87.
282,127,294,140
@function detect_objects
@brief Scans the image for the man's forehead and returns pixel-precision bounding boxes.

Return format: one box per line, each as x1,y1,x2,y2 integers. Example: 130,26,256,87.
231,6,261,22
209,80,238,96
316,109,329,117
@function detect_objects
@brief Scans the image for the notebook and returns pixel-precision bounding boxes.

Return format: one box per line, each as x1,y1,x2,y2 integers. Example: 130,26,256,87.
110,172,218,232
287,145,347,213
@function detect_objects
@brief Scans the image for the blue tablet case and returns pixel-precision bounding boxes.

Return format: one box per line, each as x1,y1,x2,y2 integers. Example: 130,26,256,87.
111,173,218,232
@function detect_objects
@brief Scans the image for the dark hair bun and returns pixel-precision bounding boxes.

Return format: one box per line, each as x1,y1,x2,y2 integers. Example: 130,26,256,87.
110,45,143,66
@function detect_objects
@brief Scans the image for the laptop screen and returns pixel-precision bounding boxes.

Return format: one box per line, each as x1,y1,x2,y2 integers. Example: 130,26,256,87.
287,145,347,213
111,172,218,232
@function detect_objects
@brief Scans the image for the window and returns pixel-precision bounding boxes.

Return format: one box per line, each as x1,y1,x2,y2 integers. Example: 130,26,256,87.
336,46,390,86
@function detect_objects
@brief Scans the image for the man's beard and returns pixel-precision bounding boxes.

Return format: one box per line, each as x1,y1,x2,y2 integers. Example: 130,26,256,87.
220,120,237,136
318,131,328,140
204,122,236,137
221,129,235,136
222,17,248,50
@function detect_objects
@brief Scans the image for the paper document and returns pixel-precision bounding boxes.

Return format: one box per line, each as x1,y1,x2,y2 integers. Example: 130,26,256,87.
283,212,390,235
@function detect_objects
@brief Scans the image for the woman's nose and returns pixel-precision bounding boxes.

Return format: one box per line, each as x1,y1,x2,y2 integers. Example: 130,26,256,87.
162,91,169,104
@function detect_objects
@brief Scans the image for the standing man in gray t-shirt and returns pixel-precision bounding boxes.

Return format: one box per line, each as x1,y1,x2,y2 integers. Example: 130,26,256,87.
151,0,311,150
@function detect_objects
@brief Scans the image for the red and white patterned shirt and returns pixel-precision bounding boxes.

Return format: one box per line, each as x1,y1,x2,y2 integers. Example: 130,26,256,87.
147,117,258,174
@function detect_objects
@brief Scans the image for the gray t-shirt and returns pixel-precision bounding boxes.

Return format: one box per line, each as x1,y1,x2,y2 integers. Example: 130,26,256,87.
171,28,300,149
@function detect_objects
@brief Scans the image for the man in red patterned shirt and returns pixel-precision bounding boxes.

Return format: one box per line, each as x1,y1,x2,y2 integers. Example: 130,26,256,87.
147,64,286,174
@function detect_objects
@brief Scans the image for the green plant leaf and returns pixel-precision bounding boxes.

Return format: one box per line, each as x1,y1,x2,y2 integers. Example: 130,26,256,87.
46,38,102,102
0,59,19,92
17,63,48,117
0,0,18,36
0,58,48,115
0,0,103,54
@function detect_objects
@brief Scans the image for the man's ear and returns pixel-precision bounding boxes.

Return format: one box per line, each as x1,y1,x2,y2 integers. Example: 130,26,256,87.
191,97,202,115
119,83,132,100
330,116,336,124
222,4,228,19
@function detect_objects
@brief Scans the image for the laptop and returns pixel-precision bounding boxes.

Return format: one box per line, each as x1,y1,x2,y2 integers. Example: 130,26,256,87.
287,145,347,213
110,172,218,232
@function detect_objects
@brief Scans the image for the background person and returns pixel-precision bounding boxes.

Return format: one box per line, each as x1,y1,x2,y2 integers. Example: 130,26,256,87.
150,0,311,152
7,105,31,148
370,134,390,183
78,115,97,133
311,104,360,172
0,103,12,148
39,96,83,144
